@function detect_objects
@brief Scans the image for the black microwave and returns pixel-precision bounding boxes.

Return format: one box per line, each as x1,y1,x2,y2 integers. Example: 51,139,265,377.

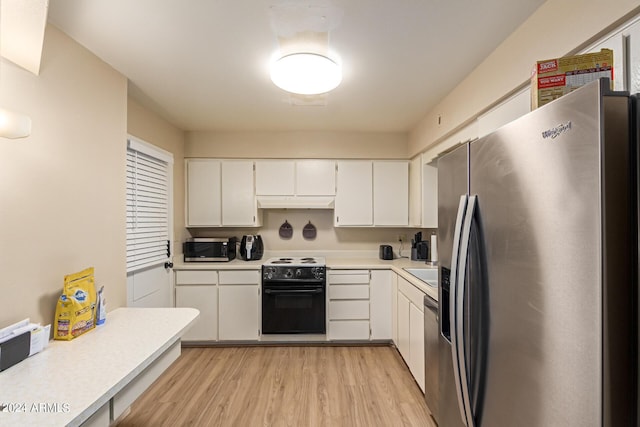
183,237,237,262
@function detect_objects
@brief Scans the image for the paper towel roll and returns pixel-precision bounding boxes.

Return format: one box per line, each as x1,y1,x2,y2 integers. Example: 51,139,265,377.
430,234,438,262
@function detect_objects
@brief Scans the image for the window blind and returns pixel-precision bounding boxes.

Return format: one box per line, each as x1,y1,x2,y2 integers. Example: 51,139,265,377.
126,144,170,272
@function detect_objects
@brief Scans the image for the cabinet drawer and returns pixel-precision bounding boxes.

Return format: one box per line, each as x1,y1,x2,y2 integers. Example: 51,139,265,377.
329,270,369,284
329,320,370,340
218,270,260,285
329,300,369,320
175,270,218,285
398,276,425,311
329,284,369,300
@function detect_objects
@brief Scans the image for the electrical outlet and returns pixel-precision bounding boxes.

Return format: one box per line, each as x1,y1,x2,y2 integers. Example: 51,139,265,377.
398,234,406,242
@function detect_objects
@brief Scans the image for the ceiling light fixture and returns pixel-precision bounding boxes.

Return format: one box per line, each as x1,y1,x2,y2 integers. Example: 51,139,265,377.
270,52,342,95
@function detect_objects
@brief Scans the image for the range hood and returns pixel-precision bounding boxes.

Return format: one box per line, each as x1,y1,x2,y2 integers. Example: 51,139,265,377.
256,196,335,209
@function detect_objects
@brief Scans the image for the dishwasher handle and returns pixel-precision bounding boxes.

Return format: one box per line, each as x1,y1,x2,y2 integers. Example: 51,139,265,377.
424,294,438,313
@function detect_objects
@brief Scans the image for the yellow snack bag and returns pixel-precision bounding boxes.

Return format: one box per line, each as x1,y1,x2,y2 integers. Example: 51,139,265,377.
54,267,97,340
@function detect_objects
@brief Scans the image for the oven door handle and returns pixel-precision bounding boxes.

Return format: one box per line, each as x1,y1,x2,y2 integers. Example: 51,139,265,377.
264,288,323,295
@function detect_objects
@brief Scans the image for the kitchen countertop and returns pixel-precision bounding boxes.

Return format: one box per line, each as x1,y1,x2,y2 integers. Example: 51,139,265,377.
0,307,198,426
173,256,438,301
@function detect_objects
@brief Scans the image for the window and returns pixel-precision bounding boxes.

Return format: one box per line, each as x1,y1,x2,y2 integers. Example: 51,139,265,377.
126,137,173,272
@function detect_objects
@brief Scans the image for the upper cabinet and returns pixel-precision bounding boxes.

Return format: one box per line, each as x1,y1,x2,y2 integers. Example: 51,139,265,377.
185,159,260,227
186,159,221,226
255,161,295,196
373,161,409,226
255,159,336,196
221,161,259,226
335,160,409,227
296,160,336,196
335,161,373,226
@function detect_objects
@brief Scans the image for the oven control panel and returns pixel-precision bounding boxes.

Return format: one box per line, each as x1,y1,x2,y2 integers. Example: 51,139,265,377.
262,266,325,281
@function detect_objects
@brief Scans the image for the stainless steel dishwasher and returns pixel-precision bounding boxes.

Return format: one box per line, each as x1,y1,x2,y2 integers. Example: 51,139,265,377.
424,293,439,422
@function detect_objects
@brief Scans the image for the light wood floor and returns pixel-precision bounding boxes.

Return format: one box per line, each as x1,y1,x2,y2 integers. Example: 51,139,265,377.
118,345,436,427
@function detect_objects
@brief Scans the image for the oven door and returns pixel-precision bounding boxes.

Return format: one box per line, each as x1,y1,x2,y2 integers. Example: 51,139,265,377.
262,283,326,334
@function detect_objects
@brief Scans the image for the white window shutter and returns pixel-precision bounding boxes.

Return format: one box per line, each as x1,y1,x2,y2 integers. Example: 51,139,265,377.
126,141,170,272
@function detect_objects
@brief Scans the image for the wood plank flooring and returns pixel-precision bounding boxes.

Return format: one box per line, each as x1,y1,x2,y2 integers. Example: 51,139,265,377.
118,345,436,427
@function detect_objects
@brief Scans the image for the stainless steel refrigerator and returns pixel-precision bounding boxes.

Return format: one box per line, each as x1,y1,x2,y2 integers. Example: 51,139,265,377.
437,79,637,427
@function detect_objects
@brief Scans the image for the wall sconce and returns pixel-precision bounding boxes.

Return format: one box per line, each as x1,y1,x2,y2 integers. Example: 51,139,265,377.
0,107,31,138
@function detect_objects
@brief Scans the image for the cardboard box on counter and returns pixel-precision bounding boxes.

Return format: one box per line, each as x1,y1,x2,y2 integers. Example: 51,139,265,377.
531,49,613,109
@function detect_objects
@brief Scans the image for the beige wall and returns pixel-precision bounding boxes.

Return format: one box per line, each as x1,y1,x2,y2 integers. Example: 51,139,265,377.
408,0,640,157
186,131,407,159
127,98,187,254
0,25,128,327
189,210,431,255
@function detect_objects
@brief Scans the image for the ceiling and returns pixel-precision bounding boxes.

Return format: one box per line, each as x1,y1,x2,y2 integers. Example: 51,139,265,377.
47,0,546,133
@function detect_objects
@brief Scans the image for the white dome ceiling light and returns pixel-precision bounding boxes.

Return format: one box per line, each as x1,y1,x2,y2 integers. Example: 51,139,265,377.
270,52,342,95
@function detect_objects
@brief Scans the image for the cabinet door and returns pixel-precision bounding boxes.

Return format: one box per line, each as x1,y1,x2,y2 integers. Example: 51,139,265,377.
373,161,409,226
175,285,218,341
255,160,295,195
391,273,399,345
296,160,336,195
221,161,257,226
409,302,425,392
218,285,259,340
370,270,392,340
186,159,221,226
335,161,373,226
627,20,640,94
397,291,410,362
422,163,438,228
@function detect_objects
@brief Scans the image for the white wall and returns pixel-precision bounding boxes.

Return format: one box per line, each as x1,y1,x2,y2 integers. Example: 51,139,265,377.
0,25,128,327
127,98,188,256
186,130,407,159
409,0,640,157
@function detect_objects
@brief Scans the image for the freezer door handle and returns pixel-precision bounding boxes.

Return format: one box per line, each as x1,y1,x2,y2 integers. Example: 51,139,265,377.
449,195,470,426
455,195,478,427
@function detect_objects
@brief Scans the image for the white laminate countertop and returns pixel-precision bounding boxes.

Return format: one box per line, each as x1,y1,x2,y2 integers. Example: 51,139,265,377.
173,256,439,301
0,307,199,427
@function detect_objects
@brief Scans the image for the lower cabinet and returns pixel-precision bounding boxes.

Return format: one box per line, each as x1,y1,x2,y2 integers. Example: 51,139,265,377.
175,269,259,342
175,285,218,341
396,275,426,392
328,270,370,340
175,270,218,342
370,270,393,340
218,270,260,341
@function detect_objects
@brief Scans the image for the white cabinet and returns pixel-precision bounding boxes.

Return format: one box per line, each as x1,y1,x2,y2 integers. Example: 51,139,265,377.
255,159,336,197
370,270,393,340
397,291,410,361
409,156,422,227
335,161,373,226
296,160,336,195
186,159,221,226
175,270,218,341
397,275,426,392
422,162,438,228
409,302,425,392
221,161,259,226
175,285,218,341
328,269,370,340
626,19,640,94
218,270,260,340
186,159,259,227
335,160,409,226
373,161,409,226
255,160,295,195
391,272,399,344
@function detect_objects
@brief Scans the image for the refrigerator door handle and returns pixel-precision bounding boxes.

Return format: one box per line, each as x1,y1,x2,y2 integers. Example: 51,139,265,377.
450,195,470,426
456,195,478,427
